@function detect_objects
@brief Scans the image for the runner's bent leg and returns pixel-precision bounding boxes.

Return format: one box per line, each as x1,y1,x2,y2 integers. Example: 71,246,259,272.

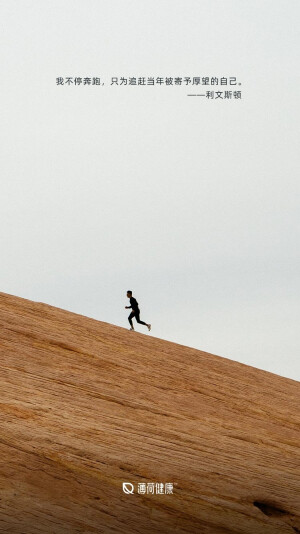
128,312,135,327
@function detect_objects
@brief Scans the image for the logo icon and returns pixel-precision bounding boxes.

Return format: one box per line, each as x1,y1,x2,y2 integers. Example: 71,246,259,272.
122,482,134,494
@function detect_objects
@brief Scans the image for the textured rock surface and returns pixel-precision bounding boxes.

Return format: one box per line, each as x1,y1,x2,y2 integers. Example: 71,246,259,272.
0,292,299,534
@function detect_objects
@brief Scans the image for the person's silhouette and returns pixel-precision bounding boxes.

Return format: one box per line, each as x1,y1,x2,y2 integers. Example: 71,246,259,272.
125,291,151,331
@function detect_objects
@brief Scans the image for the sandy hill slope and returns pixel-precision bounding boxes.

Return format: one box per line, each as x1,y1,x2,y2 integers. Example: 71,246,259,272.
0,292,299,534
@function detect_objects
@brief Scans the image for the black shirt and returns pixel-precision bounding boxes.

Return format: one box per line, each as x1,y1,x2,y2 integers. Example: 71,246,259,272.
130,297,139,312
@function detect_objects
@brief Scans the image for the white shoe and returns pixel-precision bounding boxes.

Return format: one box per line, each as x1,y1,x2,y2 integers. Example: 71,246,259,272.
147,324,151,331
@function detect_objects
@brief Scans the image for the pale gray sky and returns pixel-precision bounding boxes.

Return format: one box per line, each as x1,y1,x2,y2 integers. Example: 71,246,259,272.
1,0,299,380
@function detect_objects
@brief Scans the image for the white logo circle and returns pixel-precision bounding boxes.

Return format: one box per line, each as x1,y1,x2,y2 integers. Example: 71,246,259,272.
122,482,134,494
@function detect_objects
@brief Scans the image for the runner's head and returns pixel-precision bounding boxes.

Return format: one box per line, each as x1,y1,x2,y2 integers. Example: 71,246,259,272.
127,290,132,298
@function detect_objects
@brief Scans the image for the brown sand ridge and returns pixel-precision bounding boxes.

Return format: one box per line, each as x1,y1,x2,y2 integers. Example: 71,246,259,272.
0,292,299,534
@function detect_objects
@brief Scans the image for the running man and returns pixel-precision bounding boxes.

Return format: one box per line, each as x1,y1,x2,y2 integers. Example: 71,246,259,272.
125,291,151,331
